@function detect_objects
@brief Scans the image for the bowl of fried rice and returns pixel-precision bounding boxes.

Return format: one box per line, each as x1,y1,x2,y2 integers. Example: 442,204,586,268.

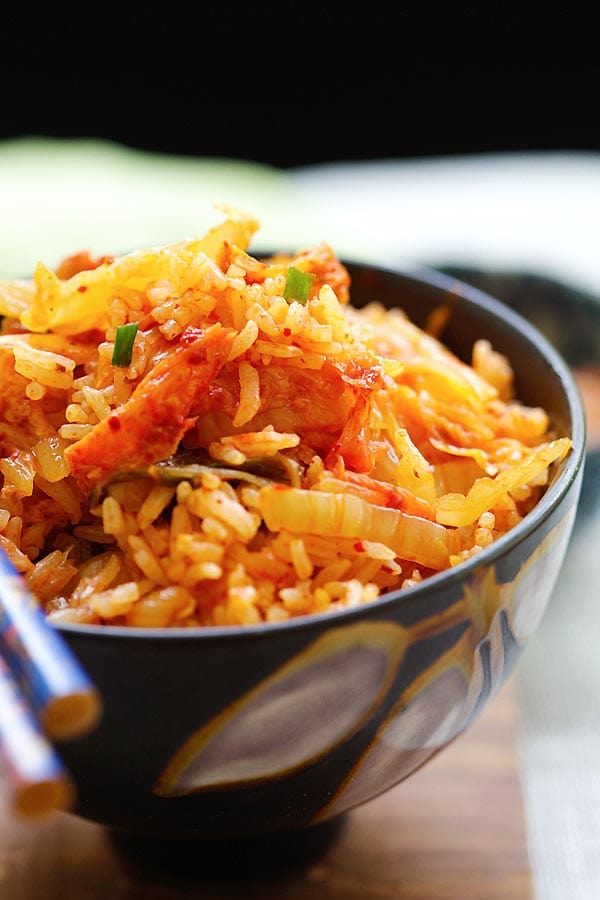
0,208,585,842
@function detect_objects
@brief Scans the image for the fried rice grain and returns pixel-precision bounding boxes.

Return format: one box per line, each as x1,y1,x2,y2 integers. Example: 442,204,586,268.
0,208,571,627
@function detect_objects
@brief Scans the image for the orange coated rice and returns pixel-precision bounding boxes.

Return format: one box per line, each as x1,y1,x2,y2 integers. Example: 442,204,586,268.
0,208,571,627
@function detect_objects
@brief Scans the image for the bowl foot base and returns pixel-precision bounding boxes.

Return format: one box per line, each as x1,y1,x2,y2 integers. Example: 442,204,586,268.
109,814,346,880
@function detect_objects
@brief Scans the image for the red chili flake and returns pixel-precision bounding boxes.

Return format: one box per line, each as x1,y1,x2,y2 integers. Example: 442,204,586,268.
353,541,365,553
77,286,88,293
381,565,393,574
108,415,121,432
283,327,292,337
413,469,420,479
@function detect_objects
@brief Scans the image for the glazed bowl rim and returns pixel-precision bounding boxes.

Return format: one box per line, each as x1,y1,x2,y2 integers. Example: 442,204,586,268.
55,262,586,643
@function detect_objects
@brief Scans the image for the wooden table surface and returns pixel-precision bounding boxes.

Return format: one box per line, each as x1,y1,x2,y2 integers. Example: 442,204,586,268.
0,679,533,900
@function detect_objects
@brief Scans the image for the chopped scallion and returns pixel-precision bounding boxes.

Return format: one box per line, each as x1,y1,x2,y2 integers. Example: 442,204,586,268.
283,267,314,305
112,323,139,367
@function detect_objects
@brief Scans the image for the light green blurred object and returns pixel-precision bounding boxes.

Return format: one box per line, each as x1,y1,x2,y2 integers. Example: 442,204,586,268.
0,138,308,278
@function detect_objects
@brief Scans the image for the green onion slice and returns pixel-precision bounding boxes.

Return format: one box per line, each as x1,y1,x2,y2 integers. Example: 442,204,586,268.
111,323,139,367
283,267,315,305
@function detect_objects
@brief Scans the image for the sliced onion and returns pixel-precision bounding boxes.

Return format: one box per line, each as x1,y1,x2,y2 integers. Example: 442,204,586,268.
434,437,571,527
433,458,486,495
258,486,450,570
429,437,496,476
0,280,36,319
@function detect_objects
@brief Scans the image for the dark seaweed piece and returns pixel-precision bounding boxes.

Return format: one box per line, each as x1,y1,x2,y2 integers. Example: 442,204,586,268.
89,448,299,505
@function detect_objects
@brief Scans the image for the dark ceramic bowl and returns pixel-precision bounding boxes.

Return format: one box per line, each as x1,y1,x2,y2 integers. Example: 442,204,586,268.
56,263,585,844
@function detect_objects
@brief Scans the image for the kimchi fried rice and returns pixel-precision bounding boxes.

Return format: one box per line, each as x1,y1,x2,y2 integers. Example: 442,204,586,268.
0,208,571,627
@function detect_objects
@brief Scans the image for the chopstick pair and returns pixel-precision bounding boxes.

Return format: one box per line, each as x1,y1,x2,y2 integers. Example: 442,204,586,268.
0,656,73,818
0,547,102,819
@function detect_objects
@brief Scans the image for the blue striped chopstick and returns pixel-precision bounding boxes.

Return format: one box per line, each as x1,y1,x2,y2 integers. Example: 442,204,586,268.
0,549,102,741
0,656,73,818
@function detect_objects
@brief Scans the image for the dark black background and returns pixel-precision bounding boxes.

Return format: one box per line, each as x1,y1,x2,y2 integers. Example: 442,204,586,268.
2,27,598,169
